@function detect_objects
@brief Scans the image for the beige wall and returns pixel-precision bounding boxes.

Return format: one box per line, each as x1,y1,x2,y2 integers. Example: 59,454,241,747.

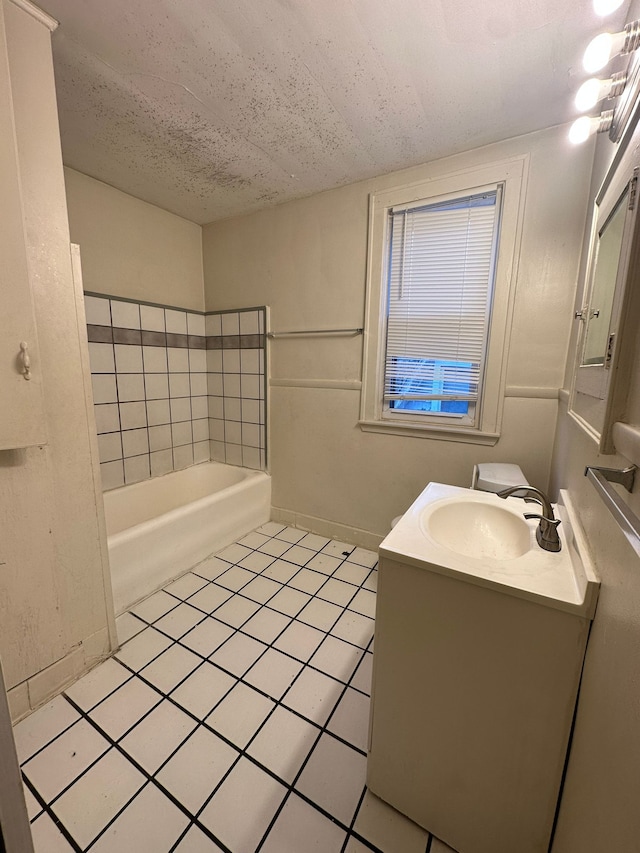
550,403,640,853
64,167,204,311
203,125,594,540
0,0,114,719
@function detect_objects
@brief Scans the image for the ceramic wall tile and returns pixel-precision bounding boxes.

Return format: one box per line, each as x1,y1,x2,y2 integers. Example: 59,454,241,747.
86,296,267,489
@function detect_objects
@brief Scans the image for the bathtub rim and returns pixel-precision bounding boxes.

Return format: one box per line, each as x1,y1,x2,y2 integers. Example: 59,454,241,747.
104,461,266,539
105,462,271,614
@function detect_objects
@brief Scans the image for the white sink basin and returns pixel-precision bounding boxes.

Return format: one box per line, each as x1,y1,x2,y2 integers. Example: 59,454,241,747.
422,499,531,560
380,482,600,617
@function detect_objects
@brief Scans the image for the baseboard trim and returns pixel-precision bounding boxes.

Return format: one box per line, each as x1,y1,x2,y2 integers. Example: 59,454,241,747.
271,506,384,552
7,626,113,723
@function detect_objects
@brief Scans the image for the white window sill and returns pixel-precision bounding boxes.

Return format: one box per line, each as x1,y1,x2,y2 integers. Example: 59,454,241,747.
358,419,500,445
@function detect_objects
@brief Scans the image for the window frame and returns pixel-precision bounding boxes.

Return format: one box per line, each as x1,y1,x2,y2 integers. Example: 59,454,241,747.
359,157,528,445
381,184,502,428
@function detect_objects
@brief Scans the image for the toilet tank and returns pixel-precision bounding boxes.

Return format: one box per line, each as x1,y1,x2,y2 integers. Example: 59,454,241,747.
472,463,529,493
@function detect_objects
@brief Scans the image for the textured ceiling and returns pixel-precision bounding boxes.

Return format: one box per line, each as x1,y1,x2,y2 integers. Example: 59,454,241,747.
39,0,630,224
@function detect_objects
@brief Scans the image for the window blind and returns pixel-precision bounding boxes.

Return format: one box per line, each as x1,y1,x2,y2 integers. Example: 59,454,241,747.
383,187,501,404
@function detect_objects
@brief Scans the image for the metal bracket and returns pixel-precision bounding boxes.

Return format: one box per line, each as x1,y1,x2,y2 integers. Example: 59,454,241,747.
584,464,637,492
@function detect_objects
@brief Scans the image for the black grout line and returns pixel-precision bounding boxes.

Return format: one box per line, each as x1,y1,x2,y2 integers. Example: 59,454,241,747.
61,694,234,853
252,786,296,853
61,669,136,717
247,670,377,853
139,575,373,698
112,547,370,748
91,297,267,478
158,539,374,639
108,299,125,477
82,780,158,852
16,687,117,769
189,704,354,853
338,790,425,853
110,619,369,839
225,552,376,848
126,596,369,758
63,671,260,851
108,295,126,487
20,530,374,764
22,719,125,831
105,685,358,844
340,784,368,853
22,773,83,852
138,300,154,481
19,525,380,851
210,552,373,654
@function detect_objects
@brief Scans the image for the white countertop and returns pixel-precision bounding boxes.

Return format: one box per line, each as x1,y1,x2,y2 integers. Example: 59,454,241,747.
380,483,600,618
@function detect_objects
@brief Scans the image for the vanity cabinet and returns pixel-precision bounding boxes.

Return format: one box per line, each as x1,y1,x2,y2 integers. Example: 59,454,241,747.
0,4,45,450
367,487,598,853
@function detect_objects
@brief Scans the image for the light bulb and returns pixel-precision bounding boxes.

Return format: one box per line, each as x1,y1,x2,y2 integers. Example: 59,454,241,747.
583,30,628,72
575,78,604,111
593,0,624,16
569,116,596,144
584,33,614,71
575,73,627,112
569,111,614,144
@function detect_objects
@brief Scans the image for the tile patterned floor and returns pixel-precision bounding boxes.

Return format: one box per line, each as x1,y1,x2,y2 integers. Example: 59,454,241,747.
14,521,457,853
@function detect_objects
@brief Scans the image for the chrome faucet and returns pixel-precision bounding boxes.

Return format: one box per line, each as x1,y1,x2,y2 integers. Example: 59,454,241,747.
496,486,562,553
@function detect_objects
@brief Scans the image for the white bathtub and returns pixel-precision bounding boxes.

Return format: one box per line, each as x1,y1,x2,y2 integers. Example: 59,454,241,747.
103,462,271,614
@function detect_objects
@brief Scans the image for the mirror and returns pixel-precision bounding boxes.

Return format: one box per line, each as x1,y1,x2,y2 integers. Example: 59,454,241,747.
571,161,639,440
581,190,627,367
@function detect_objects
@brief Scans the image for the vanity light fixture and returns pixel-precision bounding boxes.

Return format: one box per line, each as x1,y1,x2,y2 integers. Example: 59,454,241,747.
593,0,625,17
569,110,614,145
583,21,640,73
575,72,627,112
574,16,640,145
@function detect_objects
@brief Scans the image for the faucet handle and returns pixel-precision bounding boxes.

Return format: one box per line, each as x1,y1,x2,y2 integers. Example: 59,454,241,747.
524,513,561,529
497,485,531,498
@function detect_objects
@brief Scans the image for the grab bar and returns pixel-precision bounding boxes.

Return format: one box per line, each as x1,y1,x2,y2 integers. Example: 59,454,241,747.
585,465,640,558
267,327,363,339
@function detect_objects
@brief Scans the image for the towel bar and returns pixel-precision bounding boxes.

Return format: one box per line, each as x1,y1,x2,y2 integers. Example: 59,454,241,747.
267,327,363,339
585,465,640,557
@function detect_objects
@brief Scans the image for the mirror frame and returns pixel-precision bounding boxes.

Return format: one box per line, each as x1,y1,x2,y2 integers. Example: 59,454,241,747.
574,169,637,393
570,136,640,450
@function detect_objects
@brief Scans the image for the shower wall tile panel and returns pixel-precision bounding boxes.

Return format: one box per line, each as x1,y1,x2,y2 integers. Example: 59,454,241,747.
86,295,266,491
206,308,266,472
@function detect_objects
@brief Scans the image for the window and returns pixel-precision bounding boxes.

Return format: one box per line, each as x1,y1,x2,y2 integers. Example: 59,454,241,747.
384,188,501,427
388,357,473,415
360,158,526,444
